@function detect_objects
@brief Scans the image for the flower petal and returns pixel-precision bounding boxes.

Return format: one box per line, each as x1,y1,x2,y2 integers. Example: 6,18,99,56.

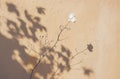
69,13,75,19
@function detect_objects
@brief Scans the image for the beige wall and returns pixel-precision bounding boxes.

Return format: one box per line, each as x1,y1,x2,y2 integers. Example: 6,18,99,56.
0,0,120,79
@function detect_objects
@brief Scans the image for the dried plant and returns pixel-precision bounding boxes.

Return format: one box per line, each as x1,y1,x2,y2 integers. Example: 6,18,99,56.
29,13,77,79
1,2,94,79
29,13,93,79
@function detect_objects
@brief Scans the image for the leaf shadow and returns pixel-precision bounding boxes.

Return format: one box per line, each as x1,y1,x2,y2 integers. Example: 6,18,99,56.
6,2,20,16
0,2,72,79
35,45,72,79
82,67,93,77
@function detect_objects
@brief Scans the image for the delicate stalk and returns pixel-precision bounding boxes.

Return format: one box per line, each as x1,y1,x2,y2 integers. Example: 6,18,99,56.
29,24,69,79
71,48,87,60
29,57,42,79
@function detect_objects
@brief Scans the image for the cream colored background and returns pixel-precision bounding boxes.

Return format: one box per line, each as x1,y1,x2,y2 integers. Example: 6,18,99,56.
0,0,120,79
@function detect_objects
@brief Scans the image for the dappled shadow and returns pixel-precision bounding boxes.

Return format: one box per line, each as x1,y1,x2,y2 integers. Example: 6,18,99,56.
1,2,94,79
6,2,47,41
7,19,23,37
0,34,28,79
35,45,72,79
37,7,46,15
24,10,47,32
0,2,72,79
6,2,20,16
82,67,93,77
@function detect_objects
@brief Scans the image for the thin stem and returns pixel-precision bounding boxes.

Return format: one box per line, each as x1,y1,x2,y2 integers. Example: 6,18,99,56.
29,24,69,79
31,48,40,55
70,68,82,71
50,28,63,49
47,24,68,53
70,60,82,66
29,57,42,79
71,48,87,60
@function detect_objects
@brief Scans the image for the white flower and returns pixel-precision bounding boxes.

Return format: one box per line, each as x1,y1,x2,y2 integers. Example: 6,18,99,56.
68,13,76,23
69,13,75,19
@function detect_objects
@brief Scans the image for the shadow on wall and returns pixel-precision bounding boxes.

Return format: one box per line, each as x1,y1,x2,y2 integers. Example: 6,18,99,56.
0,2,72,79
82,67,93,77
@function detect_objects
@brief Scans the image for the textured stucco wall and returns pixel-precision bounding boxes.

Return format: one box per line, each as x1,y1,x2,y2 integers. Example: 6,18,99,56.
0,0,120,79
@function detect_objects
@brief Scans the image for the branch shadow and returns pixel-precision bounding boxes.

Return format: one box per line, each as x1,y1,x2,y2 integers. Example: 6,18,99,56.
0,2,72,79
35,45,72,79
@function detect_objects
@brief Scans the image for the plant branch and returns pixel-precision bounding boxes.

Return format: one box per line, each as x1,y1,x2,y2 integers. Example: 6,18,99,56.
29,57,42,79
71,48,87,60
70,60,82,66
29,24,69,79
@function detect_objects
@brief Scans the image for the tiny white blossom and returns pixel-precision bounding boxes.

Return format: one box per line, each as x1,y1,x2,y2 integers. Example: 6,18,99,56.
68,13,76,23
69,13,75,19
70,17,76,23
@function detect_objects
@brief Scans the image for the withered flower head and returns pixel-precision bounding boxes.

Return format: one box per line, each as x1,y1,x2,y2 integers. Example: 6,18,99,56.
87,44,93,52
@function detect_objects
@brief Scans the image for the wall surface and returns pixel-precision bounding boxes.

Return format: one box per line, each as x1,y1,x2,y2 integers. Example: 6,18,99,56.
0,0,120,79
